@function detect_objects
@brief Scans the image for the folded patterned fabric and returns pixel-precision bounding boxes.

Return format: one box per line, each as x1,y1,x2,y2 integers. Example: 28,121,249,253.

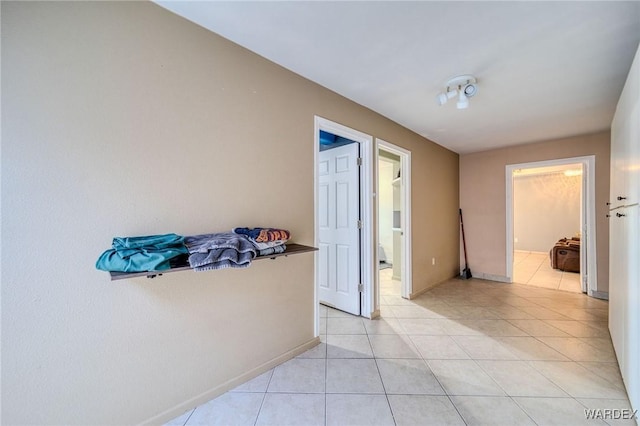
233,227,291,243
184,232,257,271
258,245,287,257
96,233,188,272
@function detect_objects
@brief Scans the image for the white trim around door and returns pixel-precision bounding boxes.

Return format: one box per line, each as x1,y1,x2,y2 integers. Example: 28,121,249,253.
505,155,598,296
376,139,413,301
314,116,375,335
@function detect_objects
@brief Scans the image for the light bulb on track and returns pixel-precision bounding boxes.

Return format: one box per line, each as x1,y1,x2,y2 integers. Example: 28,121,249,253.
435,75,478,109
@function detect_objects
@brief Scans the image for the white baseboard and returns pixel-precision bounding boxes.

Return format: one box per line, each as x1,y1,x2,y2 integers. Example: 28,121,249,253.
469,272,511,283
141,337,320,426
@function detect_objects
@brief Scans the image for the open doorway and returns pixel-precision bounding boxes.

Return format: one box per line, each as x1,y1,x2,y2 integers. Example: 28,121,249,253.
314,117,375,331
506,156,598,297
378,150,401,298
377,139,412,300
511,163,583,292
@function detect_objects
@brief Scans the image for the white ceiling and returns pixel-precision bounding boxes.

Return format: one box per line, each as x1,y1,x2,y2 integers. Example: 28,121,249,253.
155,1,640,154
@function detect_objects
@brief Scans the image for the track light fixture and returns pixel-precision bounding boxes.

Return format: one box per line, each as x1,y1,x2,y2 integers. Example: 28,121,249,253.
436,75,478,109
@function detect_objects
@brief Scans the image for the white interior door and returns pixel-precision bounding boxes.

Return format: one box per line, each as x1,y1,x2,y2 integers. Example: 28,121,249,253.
318,142,361,315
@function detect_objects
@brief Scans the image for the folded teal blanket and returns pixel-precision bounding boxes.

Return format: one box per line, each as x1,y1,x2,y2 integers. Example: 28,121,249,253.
96,233,188,272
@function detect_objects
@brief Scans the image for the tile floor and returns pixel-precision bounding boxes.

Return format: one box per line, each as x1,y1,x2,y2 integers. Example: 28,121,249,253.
167,272,633,426
514,251,582,293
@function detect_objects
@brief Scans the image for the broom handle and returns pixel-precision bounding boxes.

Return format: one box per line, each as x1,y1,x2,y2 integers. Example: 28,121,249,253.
459,209,469,266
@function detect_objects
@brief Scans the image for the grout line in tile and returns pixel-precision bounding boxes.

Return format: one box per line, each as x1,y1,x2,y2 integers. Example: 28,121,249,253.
444,394,468,425
324,338,328,426
370,346,397,425
180,408,195,426
252,369,274,426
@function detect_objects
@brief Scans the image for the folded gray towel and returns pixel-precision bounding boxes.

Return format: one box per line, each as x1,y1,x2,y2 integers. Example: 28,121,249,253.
258,245,287,257
184,232,256,271
188,247,255,271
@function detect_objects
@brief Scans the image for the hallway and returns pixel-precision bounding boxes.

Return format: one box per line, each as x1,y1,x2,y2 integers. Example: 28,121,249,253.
167,278,631,425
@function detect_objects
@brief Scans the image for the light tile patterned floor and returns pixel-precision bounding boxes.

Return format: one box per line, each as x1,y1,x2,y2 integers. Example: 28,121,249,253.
167,276,633,426
514,251,582,293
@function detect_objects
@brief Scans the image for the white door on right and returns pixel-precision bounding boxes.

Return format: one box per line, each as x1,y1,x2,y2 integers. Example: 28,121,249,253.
318,142,361,316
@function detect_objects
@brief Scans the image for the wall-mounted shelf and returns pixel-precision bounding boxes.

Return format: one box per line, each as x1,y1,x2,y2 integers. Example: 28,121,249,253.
109,243,318,281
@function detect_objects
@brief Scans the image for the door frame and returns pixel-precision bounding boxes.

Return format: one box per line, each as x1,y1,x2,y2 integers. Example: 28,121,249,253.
505,155,597,295
376,139,413,300
314,116,375,333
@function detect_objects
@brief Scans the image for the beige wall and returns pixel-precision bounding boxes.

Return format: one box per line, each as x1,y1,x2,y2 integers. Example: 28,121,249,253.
460,131,610,291
410,141,460,293
1,2,459,424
